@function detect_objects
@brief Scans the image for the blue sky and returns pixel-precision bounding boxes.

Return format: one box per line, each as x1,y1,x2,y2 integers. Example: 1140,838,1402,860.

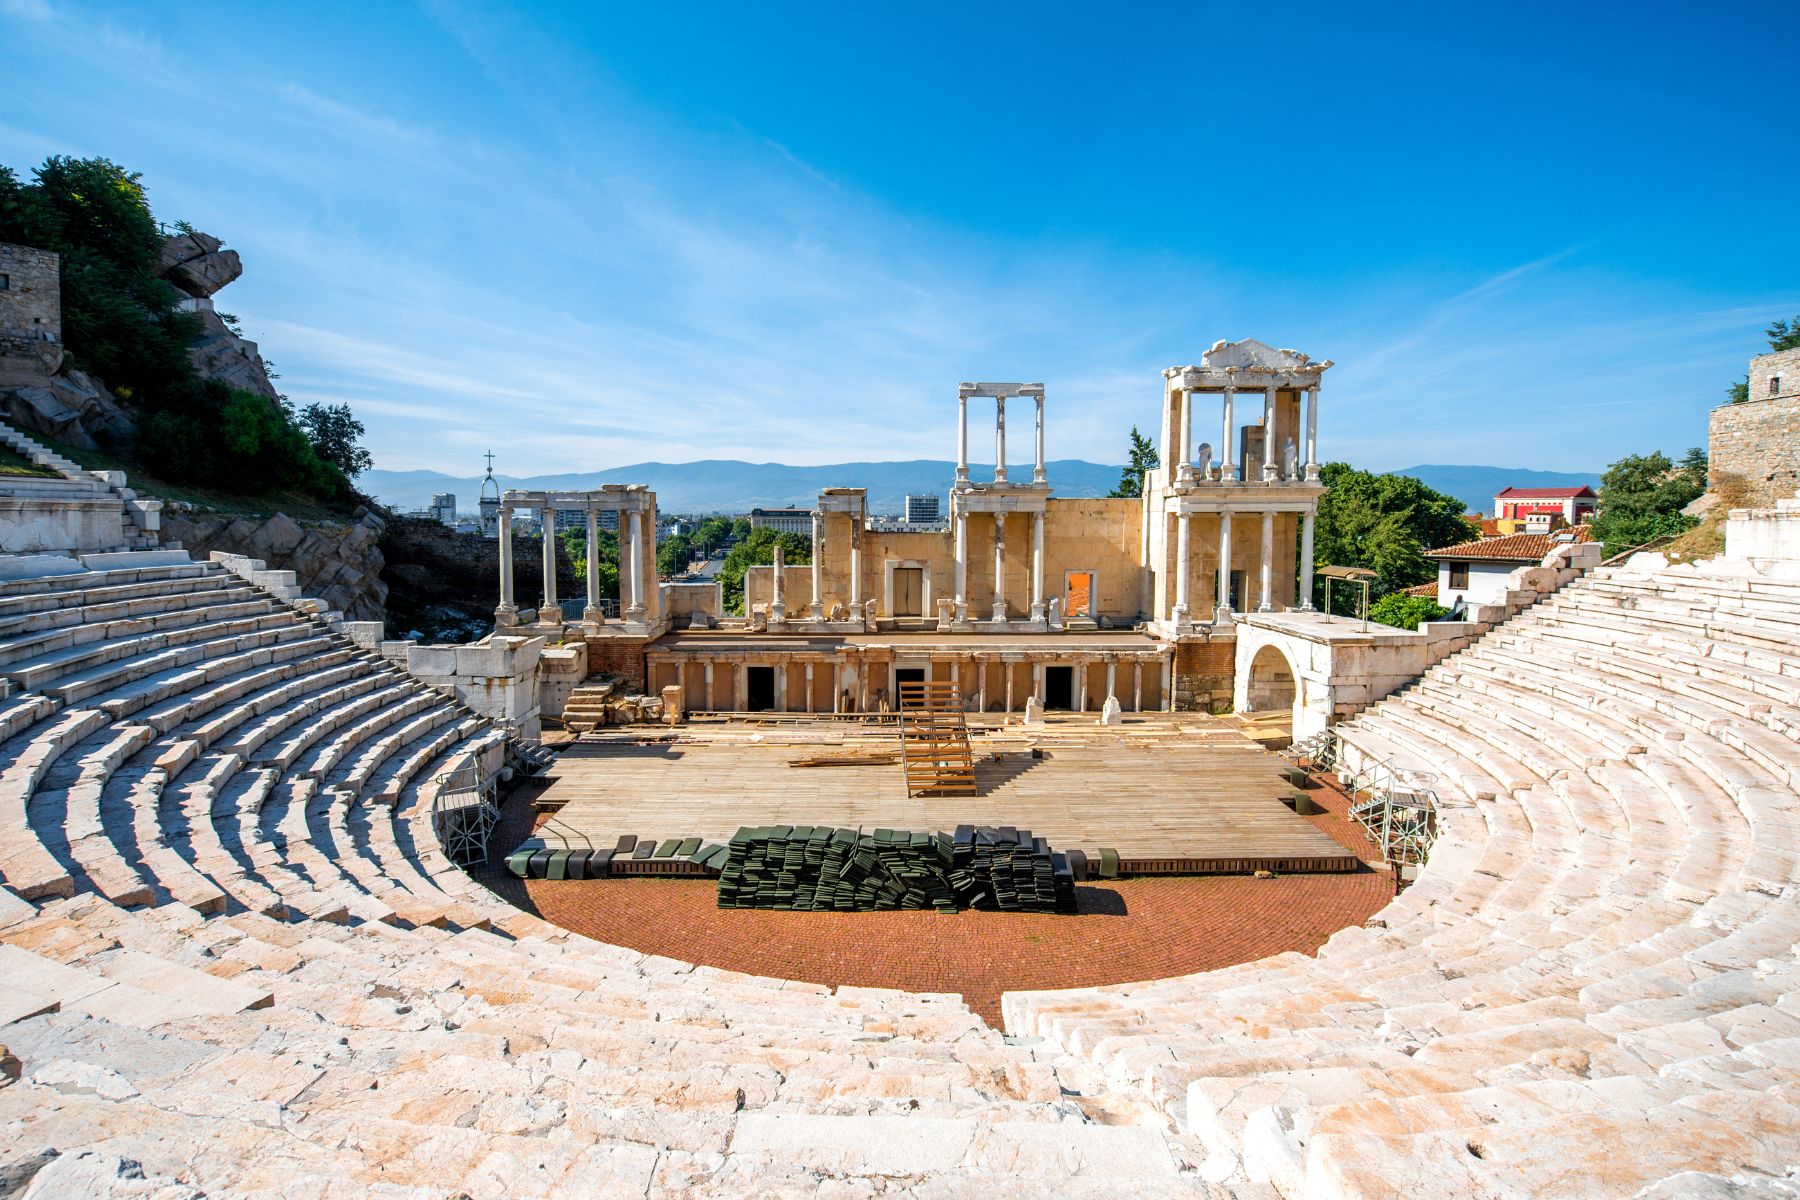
2,0,1796,477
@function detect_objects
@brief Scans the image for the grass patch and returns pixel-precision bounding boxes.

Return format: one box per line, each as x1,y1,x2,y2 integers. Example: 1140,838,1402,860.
0,445,62,478
31,435,359,521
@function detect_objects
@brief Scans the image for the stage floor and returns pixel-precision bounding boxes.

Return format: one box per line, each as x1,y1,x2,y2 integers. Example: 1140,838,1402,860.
527,714,1358,874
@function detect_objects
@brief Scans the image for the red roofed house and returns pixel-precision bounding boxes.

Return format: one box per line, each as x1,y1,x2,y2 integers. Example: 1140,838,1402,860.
1424,526,1596,609
1493,485,1597,525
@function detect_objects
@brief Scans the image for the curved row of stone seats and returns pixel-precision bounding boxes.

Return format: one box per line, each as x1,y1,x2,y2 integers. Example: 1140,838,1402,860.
1003,552,1800,1197
0,548,1190,1194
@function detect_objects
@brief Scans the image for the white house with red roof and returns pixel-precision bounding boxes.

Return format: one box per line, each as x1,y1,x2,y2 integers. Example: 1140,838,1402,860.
1425,526,1596,608
1493,485,1597,524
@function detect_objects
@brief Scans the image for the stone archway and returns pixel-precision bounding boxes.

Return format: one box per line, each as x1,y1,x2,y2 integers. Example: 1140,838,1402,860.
1243,643,1300,733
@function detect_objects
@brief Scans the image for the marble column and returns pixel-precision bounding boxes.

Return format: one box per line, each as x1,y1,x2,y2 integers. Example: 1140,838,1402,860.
584,509,603,623
1262,387,1279,481
850,520,862,607
703,660,714,710
1132,660,1143,712
993,397,1008,482
1005,663,1014,714
1032,661,1043,704
953,508,968,621
956,393,970,486
1077,659,1089,712
540,506,559,624
1220,384,1236,481
991,513,1007,621
951,658,961,702
626,509,646,619
832,662,843,712
496,506,516,625
769,542,786,621
809,511,823,619
977,657,988,713
1217,509,1234,619
804,661,815,713
1030,511,1045,621
735,663,746,711
1033,395,1046,483
1162,657,1174,713
1300,510,1317,610
1258,510,1275,612
1176,387,1193,484
775,663,787,711
1105,658,1116,702
1173,511,1191,624
1305,384,1321,481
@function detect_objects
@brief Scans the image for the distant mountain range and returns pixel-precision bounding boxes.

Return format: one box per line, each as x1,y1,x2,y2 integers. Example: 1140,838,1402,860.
361,460,1600,519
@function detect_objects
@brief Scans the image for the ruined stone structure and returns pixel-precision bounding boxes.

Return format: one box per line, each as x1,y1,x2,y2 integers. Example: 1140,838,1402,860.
511,341,1335,718
1712,347,1800,509
0,244,62,389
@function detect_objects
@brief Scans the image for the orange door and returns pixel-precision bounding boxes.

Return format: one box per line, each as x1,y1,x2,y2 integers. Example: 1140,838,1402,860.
1065,572,1093,617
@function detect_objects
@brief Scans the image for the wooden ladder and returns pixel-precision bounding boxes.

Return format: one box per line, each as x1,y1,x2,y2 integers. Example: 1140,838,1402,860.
897,680,977,796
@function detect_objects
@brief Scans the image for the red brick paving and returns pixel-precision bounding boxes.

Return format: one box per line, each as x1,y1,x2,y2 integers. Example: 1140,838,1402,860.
476,776,1390,1028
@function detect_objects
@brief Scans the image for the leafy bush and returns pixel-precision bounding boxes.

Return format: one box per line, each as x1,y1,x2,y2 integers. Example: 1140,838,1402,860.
1368,593,1448,631
719,526,810,613
1591,450,1705,557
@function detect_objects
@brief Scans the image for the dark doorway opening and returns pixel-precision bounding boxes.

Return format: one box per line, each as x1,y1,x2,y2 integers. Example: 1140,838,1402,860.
1044,665,1074,710
895,667,926,688
746,666,775,711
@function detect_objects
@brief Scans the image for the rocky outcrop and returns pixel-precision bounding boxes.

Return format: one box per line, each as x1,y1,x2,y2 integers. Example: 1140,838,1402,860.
156,230,243,298
0,368,135,450
162,506,389,621
381,515,577,642
154,230,277,401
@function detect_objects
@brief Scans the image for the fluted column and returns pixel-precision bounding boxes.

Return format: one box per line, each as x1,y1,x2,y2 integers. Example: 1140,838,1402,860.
1030,511,1045,621
1220,382,1237,481
991,513,1006,622
953,508,967,621
1261,388,1279,482
626,508,646,618
583,509,603,623
1305,384,1321,481
541,505,559,623
1033,395,1046,483
1300,510,1317,610
1216,509,1234,619
1173,511,1191,624
994,397,1007,482
809,511,823,619
956,393,970,485
1258,510,1275,611
496,505,516,625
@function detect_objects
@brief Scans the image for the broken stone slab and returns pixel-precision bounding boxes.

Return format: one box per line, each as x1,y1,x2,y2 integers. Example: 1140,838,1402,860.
19,1150,203,1199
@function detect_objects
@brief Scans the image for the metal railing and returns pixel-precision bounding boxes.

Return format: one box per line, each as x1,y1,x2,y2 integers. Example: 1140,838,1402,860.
431,751,500,867
1293,730,1441,873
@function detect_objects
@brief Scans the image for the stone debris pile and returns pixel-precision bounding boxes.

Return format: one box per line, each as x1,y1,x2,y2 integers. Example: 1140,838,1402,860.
717,824,1078,912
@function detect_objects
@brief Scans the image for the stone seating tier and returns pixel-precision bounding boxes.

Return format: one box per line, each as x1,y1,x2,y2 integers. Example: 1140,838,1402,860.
4,543,1800,1196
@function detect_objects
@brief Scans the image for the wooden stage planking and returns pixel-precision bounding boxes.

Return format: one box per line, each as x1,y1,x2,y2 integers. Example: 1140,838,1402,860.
529,715,1360,874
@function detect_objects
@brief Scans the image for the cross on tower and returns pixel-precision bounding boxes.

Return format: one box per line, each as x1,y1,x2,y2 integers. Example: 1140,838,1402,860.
483,450,495,475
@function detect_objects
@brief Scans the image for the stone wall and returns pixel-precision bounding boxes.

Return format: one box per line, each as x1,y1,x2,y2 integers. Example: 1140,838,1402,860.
1709,391,1800,509
0,243,63,386
583,634,652,692
163,508,389,621
1747,346,1800,405
381,516,579,642
1173,636,1233,711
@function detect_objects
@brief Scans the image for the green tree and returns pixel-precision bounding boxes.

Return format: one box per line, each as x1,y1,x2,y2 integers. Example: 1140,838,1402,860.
718,526,810,614
1309,463,1474,604
657,532,693,578
0,156,199,401
730,517,752,542
297,402,373,477
1368,593,1448,631
1109,426,1160,498
1591,450,1704,556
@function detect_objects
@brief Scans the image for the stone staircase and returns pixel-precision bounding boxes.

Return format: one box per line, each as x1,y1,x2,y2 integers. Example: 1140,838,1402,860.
0,420,161,551
0,548,1185,1197
1003,496,1800,1196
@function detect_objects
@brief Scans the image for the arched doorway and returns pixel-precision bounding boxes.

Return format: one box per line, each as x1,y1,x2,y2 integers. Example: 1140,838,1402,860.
1244,644,1299,734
